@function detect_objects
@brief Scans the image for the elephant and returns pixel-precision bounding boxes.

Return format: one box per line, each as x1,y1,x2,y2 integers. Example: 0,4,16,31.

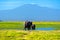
31,24,36,30
24,21,32,30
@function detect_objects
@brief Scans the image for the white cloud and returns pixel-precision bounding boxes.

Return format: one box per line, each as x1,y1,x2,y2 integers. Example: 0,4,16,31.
30,3,37,5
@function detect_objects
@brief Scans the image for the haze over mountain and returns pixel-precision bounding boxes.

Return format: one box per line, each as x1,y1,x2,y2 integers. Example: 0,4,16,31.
0,4,60,21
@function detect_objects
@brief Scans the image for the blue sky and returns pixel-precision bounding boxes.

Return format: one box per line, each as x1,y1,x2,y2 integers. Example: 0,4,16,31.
0,0,60,21
0,0,60,10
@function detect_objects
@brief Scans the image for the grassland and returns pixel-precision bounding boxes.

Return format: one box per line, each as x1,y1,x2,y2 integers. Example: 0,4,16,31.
0,21,60,40
0,21,60,30
0,30,60,40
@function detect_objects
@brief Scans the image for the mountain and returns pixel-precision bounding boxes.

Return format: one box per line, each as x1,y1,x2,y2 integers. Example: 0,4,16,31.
0,4,60,21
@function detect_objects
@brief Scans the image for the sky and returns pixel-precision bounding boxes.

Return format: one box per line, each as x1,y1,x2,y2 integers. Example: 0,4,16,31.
0,0,60,10
0,0,60,21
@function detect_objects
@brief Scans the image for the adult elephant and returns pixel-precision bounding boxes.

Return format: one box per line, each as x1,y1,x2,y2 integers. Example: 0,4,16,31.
24,21,32,30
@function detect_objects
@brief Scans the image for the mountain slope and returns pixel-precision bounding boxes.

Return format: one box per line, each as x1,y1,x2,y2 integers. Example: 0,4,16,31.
0,4,60,21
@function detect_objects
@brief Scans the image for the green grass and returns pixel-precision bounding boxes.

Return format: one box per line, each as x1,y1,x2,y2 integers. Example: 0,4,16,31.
0,22,24,29
0,21,60,30
36,24,60,30
0,30,60,40
0,21,60,40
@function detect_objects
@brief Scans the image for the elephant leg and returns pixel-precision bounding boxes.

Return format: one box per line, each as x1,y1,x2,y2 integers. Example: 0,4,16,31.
27,26,31,30
24,25,27,30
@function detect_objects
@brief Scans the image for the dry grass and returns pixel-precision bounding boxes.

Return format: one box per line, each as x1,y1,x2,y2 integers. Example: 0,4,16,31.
0,30,60,40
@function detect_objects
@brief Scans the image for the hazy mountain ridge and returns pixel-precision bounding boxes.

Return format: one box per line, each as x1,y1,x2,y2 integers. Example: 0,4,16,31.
0,4,60,21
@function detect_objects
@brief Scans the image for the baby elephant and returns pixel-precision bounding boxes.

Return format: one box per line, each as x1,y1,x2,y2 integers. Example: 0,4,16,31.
31,24,36,30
